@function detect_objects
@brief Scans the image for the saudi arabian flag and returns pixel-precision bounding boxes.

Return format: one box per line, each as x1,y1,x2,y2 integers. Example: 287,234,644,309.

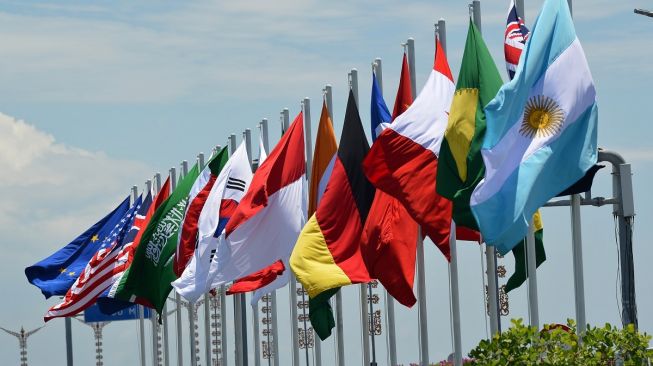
116,163,200,313
437,19,503,230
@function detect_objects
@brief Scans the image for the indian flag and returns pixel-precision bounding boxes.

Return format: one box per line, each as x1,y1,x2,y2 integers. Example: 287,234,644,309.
471,0,598,254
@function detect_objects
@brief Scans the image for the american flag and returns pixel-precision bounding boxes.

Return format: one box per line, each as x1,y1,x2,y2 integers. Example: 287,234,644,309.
504,0,530,80
44,194,150,321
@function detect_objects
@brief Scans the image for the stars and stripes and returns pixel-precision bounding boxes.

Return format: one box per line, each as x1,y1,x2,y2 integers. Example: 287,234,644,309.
505,0,530,79
44,195,150,321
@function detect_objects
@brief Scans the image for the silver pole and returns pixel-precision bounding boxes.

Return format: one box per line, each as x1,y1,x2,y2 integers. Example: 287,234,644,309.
515,0,525,21
220,287,228,366
228,136,243,366
260,120,279,366
325,85,334,123
303,98,322,366
373,57,397,366
449,223,463,366
150,175,160,366
570,194,586,334
470,0,501,335
567,0,573,18
189,305,197,366
350,69,371,366
324,84,345,366
153,173,169,366
65,317,73,366
253,302,261,366
349,69,359,107
526,220,540,329
241,131,252,366
198,152,213,366
176,163,186,366
406,37,429,366
132,184,147,366
437,19,447,56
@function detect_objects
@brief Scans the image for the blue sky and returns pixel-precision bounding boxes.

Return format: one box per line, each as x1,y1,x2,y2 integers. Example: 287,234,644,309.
1,1,652,365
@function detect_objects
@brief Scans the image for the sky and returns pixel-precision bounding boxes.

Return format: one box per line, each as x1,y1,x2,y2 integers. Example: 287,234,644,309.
1,0,652,365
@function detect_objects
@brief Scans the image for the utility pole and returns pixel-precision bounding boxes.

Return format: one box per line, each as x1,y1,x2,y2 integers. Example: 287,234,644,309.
0,325,44,366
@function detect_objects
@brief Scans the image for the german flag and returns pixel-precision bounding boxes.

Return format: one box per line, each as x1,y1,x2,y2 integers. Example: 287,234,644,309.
290,90,374,340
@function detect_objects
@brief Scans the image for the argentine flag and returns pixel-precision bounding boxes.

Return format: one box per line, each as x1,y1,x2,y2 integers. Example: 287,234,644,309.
470,0,597,254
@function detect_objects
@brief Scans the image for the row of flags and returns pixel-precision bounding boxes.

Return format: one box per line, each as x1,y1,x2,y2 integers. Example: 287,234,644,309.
25,0,598,343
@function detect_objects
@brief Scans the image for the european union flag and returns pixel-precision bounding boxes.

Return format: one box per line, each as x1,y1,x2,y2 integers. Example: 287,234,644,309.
25,196,131,298
370,72,391,141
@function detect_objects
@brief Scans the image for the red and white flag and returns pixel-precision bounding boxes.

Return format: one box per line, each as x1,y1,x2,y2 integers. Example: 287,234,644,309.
504,0,530,79
363,39,455,257
210,112,306,287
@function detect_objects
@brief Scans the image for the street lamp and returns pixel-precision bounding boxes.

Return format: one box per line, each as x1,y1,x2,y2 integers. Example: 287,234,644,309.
634,8,653,18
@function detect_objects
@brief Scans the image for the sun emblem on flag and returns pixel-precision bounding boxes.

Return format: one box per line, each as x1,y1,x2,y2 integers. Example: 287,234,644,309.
520,95,565,138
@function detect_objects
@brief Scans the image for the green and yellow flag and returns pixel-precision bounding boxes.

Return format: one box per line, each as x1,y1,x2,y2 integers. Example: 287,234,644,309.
436,20,502,230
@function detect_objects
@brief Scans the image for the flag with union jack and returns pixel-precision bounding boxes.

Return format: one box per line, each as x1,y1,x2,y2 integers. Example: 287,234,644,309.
44,194,146,321
504,0,530,80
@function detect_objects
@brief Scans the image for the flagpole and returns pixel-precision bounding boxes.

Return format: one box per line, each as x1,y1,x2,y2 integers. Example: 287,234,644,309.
228,134,244,366
191,153,207,366
373,57,397,366
154,172,170,366
324,84,345,366
280,110,300,366
406,37,430,366
132,184,148,366
436,20,463,366
350,68,372,366
147,177,160,366
245,129,260,366
302,97,323,366
65,313,73,366
526,220,539,328
260,119,280,366
252,301,261,366
178,161,190,366
470,0,501,336
242,129,252,366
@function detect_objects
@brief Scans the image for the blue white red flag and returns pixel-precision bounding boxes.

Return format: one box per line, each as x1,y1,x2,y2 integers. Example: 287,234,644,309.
504,0,530,80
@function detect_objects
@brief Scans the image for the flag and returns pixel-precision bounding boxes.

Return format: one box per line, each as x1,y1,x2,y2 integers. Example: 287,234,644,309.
363,38,454,258
44,196,143,321
505,0,531,79
172,143,252,303
25,197,131,298
174,149,229,277
210,113,306,287
370,73,392,141
291,91,374,340
309,101,338,216
437,20,503,233
392,53,413,120
471,0,598,254
98,178,171,313
361,69,418,307
117,164,201,312
505,211,546,292
226,260,285,295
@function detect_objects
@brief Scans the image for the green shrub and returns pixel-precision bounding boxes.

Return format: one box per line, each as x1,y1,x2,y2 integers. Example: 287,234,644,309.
469,319,652,365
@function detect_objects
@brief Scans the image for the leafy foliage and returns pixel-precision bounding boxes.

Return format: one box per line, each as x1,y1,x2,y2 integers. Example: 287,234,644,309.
469,319,652,365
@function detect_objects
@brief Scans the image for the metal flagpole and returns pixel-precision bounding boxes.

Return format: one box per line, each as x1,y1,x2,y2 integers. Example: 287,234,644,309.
199,150,213,366
132,184,147,366
526,220,539,328
570,194,586,334
373,57,397,366
179,161,190,366
303,97,322,366
406,37,429,366
65,317,73,366
260,119,280,366
228,134,243,366
220,286,228,366
253,302,261,366
350,68,371,366
470,0,500,336
242,130,252,366
281,109,300,366
298,100,311,366
153,172,168,366
324,84,345,366
436,20,462,366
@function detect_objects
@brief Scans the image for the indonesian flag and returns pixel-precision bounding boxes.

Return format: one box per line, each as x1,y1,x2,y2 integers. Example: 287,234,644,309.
363,38,455,259
211,113,306,286
172,143,252,303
